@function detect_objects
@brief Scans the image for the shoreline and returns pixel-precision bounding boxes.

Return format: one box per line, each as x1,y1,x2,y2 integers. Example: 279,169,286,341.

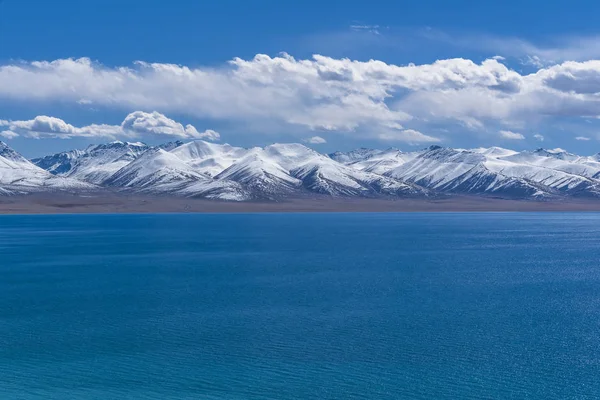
2,193,600,214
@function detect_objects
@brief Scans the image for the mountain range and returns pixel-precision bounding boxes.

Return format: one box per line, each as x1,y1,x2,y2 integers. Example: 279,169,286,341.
1,139,599,201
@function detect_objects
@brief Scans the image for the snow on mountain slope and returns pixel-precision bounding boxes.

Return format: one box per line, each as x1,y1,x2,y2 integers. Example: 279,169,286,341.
490,150,600,197
261,143,427,197
437,162,554,198
264,143,324,167
158,140,185,152
33,141,151,184
387,147,486,189
294,161,427,197
21,139,600,201
471,147,518,158
386,146,600,198
503,149,600,179
105,149,204,188
0,142,93,193
215,149,302,198
104,148,249,200
207,142,369,197
169,140,249,177
177,179,250,201
355,170,430,197
346,148,421,175
291,162,369,196
386,146,555,198
32,148,87,175
328,148,383,164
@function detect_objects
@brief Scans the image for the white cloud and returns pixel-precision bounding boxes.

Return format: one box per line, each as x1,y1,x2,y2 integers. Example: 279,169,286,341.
508,35,600,65
197,129,220,141
350,25,381,35
121,111,204,138
457,117,485,130
421,29,600,65
6,54,600,143
499,130,525,140
534,133,544,141
576,136,591,141
378,129,439,143
0,111,216,140
0,130,18,139
305,136,327,144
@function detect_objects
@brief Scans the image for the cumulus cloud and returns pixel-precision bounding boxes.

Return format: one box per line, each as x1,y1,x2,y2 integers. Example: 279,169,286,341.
197,129,220,141
576,136,591,141
0,130,18,139
499,130,525,140
534,133,544,141
0,111,218,140
5,54,600,143
121,111,206,138
0,116,121,139
305,136,327,144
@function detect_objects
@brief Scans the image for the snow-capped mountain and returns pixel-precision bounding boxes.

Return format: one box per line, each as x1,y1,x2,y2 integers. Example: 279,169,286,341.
328,148,384,164
22,140,600,201
31,140,185,185
268,143,426,197
169,141,250,177
340,148,420,175
32,141,152,184
130,141,427,199
105,148,205,189
31,148,87,175
386,146,600,198
384,146,551,198
215,150,303,198
104,148,250,200
0,142,93,194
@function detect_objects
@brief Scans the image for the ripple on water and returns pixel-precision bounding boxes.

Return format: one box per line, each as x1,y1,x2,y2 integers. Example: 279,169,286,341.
1,213,600,399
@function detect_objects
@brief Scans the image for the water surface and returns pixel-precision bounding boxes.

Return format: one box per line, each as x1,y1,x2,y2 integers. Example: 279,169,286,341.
1,213,599,399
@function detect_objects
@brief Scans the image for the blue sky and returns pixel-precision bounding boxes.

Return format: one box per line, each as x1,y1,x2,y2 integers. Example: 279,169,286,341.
2,0,600,157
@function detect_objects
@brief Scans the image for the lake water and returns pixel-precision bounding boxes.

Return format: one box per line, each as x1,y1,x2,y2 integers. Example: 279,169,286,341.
1,213,599,399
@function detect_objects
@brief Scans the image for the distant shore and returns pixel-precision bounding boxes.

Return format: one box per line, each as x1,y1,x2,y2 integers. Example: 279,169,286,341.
2,193,600,214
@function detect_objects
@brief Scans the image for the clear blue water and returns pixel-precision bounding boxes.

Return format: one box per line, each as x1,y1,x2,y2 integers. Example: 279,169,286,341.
1,213,600,399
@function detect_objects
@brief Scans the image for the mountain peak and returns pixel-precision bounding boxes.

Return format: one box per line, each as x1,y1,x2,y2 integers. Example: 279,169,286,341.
103,140,147,148
18,139,600,201
0,141,29,162
159,140,184,151
532,148,578,161
0,141,13,152
471,147,517,158
328,148,381,163
534,147,567,154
